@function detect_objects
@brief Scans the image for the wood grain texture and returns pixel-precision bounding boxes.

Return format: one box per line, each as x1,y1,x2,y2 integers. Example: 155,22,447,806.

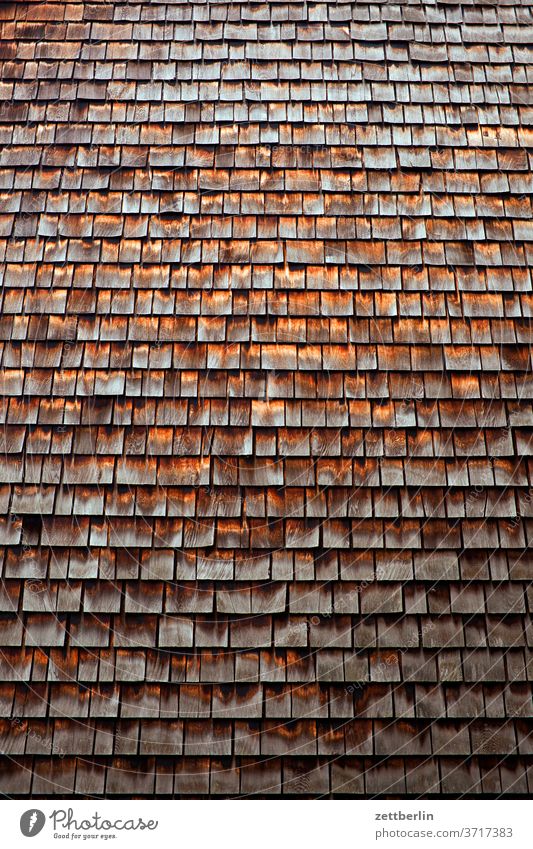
0,0,532,797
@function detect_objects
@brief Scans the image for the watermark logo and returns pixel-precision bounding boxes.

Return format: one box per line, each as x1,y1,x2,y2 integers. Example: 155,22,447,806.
20,810,46,837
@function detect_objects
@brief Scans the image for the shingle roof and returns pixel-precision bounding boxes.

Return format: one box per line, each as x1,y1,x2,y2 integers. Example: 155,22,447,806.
0,0,533,798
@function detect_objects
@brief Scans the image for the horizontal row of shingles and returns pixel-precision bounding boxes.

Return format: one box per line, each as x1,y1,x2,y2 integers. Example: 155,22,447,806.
5,285,533,310
4,215,533,240
1,267,530,292
6,719,524,755
1,487,532,520
6,2,533,25
2,201,533,225
3,190,533,213
0,317,532,343
1,546,528,581
3,60,533,85
0,427,529,458
4,190,533,213
0,400,525,425
1,103,530,127
0,398,529,426
3,197,532,227
2,511,533,543
14,25,533,47
5,225,533,250
2,81,533,105
2,718,533,757
83,1,533,23
3,146,532,169
1,310,531,343
3,72,533,97
2,643,532,689
0,579,531,614
10,129,533,161
1,610,533,649
5,0,533,23
3,483,533,519
0,371,532,400
0,613,532,648
3,650,533,698
6,485,533,521
12,177,514,203
1,754,531,797
1,121,531,149
1,565,531,597
5,20,533,44
2,260,532,290
18,487,533,521
8,683,530,723
0,336,529,363
0,342,528,370
0,320,532,344
4,672,531,720
5,51,532,80
0,396,527,424
0,422,529,451
4,451,533,483
3,194,533,219
0,339,530,361
5,164,533,192
0,646,530,683
3,241,533,267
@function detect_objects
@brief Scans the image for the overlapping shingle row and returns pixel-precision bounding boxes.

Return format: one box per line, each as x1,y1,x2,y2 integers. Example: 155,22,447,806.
0,0,532,797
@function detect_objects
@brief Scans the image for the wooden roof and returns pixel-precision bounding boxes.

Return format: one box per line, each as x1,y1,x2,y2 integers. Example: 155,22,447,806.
0,0,532,797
